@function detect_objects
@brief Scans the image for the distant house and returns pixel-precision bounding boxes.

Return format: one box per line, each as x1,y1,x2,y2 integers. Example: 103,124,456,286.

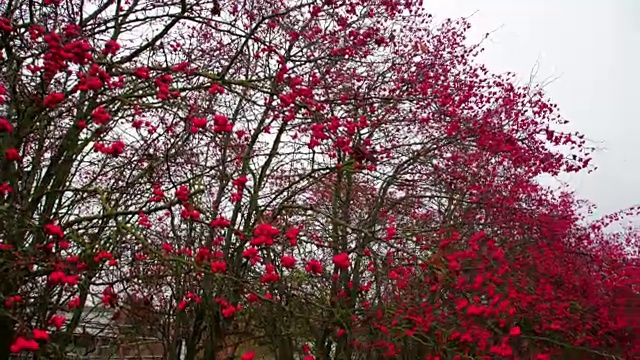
63,306,164,360
59,305,261,360
7,304,164,360
11,303,282,360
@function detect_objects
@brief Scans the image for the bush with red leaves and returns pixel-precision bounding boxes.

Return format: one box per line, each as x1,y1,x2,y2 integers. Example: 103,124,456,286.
0,0,637,359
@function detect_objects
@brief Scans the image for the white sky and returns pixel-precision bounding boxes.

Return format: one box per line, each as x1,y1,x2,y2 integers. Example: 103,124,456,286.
427,0,640,218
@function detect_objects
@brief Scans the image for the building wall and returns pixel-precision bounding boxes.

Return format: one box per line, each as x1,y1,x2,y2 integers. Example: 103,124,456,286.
117,340,165,359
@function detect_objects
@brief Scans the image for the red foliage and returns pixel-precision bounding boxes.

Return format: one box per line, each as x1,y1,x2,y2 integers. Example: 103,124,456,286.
0,0,638,359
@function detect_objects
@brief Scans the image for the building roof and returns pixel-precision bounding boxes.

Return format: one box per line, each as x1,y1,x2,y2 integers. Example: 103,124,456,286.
64,306,120,338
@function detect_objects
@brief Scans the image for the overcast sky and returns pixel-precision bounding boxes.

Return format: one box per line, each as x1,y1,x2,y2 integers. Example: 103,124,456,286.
427,0,640,218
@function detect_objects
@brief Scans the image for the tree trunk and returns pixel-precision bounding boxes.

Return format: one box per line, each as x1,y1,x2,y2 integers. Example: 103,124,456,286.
0,315,15,360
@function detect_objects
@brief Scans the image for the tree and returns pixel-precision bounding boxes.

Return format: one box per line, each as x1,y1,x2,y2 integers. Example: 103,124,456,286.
0,0,638,359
